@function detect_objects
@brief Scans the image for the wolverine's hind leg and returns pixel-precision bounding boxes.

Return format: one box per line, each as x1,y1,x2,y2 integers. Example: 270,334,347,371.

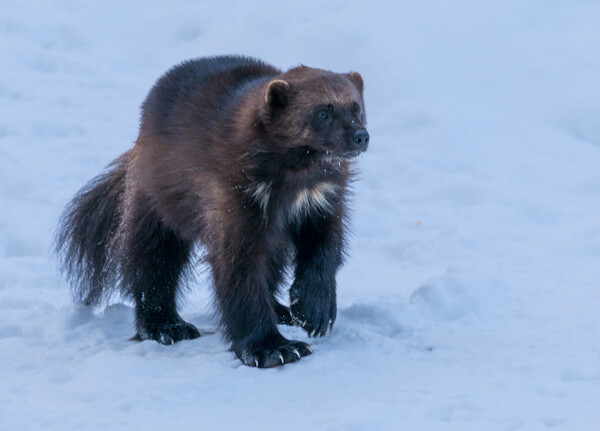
121,199,200,344
273,301,294,326
265,250,295,326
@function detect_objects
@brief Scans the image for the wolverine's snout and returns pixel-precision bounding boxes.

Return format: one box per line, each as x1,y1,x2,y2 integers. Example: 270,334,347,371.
352,129,369,153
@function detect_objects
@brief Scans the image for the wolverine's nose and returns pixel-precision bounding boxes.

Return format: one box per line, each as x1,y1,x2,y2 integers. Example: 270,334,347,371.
352,130,370,151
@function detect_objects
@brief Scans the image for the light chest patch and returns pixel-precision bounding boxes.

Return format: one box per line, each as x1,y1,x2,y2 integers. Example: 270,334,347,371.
290,182,340,219
249,182,270,213
244,181,271,216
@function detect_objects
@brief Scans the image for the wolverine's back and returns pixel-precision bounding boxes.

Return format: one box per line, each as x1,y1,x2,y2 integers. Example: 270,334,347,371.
139,56,281,139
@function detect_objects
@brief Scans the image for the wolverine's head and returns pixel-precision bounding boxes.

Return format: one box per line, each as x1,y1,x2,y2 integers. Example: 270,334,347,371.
261,66,368,161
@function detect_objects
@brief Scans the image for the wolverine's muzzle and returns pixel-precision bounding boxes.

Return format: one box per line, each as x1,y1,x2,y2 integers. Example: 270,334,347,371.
341,129,369,158
352,129,369,152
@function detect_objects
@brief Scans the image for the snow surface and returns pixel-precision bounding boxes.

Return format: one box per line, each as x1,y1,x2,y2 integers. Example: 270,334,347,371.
1,1,600,430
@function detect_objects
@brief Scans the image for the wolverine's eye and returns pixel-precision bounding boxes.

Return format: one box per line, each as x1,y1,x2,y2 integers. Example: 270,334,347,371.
353,102,362,116
318,109,330,120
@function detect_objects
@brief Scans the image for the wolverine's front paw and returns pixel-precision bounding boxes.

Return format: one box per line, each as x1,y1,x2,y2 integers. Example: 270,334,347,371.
233,333,312,368
132,318,201,345
290,285,337,338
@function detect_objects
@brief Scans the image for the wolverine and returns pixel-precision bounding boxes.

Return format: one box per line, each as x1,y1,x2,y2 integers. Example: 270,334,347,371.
56,55,369,368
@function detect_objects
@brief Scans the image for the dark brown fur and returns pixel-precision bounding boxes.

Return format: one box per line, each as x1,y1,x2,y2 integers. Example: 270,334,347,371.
56,55,368,367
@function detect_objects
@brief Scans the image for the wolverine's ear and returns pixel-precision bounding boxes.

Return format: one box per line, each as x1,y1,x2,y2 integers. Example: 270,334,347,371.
349,71,364,93
265,79,290,110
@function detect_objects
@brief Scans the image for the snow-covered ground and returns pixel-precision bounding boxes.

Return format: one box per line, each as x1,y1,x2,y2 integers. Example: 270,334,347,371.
1,1,600,429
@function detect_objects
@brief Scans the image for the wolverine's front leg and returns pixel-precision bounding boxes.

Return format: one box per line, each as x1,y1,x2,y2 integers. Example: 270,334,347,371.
290,213,345,337
209,223,311,367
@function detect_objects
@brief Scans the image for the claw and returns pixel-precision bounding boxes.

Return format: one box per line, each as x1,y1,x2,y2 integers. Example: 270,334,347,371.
279,354,284,364
254,359,259,367
290,298,299,305
301,321,307,328
310,329,317,337
306,345,312,353
292,348,301,359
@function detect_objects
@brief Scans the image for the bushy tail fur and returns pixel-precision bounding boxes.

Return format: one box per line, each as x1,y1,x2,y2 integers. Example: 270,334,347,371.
55,152,130,305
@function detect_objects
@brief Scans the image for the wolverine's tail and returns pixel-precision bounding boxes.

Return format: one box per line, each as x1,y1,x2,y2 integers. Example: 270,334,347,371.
55,151,130,305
